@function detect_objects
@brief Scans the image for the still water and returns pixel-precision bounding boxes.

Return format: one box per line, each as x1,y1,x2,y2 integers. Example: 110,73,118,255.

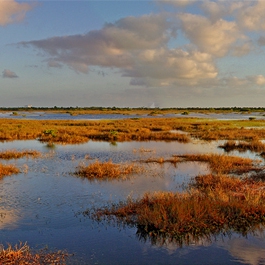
0,139,265,264
1,111,265,120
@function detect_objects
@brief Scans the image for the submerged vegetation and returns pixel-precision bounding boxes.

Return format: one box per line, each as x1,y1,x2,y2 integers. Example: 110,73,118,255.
0,242,69,264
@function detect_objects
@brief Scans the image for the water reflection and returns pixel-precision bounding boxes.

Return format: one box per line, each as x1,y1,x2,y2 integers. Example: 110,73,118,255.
0,208,20,229
2,111,265,121
0,139,265,264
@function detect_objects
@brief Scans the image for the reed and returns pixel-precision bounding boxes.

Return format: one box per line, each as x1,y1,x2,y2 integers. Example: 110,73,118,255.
0,242,69,264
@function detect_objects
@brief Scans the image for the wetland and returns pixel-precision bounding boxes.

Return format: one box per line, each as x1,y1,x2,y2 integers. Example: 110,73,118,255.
1,110,265,264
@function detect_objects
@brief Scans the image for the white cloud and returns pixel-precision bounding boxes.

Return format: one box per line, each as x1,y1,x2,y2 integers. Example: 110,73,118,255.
20,14,173,74
127,48,217,87
20,13,218,87
2,69,18,78
0,0,33,26
178,13,246,57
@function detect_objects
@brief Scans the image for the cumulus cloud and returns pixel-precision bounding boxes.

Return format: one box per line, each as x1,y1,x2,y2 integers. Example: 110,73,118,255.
178,13,247,57
19,13,219,87
0,0,33,26
20,14,174,74
18,3,265,90
127,48,217,87
2,69,18,78
236,0,265,31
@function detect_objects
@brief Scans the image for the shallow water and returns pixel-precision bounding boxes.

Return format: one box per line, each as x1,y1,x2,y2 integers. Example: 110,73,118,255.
1,111,265,120
0,140,265,264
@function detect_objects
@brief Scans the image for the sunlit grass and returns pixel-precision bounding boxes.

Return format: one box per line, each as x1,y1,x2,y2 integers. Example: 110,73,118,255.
2,117,265,144
0,149,41,160
0,242,69,264
0,164,20,178
219,140,265,153
75,160,142,181
88,173,265,246
175,154,261,174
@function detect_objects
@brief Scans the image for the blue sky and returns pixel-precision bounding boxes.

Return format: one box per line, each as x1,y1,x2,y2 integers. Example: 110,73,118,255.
2,0,265,108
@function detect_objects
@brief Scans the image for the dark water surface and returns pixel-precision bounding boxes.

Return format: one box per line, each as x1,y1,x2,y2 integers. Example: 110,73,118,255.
0,140,265,264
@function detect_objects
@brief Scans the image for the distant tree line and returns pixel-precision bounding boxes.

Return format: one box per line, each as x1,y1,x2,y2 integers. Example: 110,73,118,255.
0,106,264,112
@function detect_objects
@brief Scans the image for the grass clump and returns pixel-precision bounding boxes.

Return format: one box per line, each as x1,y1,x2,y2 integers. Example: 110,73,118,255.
0,164,20,178
0,149,41,160
0,242,69,264
176,154,261,174
219,140,265,153
88,174,265,246
75,160,141,181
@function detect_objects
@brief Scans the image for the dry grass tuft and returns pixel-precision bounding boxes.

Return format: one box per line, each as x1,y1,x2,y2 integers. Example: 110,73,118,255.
176,154,261,174
0,149,41,160
219,140,265,153
0,242,69,264
75,160,142,181
0,164,20,178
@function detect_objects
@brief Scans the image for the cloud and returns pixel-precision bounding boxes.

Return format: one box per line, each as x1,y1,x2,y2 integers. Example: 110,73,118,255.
0,0,34,26
20,14,174,74
236,0,265,31
127,48,217,87
18,4,265,91
47,60,62,68
248,75,265,85
221,75,265,87
2,69,18,78
178,13,247,57
232,42,252,57
19,12,218,87
257,36,265,46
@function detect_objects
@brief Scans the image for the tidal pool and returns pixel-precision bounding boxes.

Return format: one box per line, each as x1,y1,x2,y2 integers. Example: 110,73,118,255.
0,140,265,264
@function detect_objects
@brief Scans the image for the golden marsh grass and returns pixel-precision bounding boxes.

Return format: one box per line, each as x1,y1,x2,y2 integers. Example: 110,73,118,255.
0,164,20,178
89,173,265,245
0,242,69,264
0,149,41,159
175,154,261,174
75,160,142,181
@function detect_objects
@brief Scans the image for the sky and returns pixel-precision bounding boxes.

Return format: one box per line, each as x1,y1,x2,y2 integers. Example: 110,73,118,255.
2,0,265,108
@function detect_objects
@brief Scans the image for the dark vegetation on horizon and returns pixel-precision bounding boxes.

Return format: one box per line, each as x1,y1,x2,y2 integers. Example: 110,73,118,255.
1,106,265,113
